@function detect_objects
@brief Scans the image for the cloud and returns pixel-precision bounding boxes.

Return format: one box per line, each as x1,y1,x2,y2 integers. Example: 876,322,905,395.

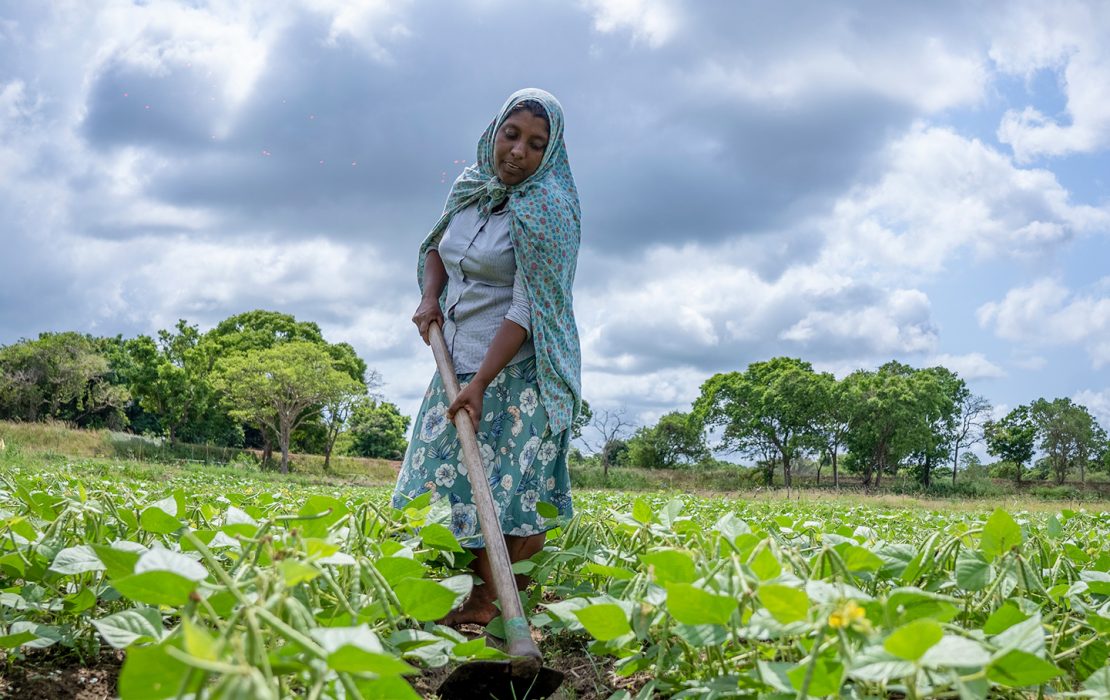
580,0,682,47
1073,388,1110,429
821,125,1109,280
990,1,1110,160
927,352,1006,380
978,278,1110,366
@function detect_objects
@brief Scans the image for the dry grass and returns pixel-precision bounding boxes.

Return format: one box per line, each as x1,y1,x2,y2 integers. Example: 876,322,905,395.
0,420,399,483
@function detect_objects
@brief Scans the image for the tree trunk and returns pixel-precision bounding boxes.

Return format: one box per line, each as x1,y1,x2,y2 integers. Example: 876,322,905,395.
782,452,792,488
923,454,932,488
832,449,839,489
279,428,291,474
323,446,332,472
952,443,960,485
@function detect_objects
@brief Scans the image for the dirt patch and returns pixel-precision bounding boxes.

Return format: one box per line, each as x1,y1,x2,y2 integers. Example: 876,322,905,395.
0,649,123,700
411,623,648,699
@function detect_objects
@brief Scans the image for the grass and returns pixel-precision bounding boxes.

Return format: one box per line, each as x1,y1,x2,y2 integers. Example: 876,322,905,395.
0,419,398,483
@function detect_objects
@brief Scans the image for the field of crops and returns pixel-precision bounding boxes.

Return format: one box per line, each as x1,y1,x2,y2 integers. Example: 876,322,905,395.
1,457,1109,699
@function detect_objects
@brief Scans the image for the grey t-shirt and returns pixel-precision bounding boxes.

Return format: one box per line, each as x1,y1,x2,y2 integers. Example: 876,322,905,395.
433,204,534,374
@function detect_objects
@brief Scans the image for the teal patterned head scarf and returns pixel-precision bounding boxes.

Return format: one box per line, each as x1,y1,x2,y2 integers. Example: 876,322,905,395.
417,88,581,434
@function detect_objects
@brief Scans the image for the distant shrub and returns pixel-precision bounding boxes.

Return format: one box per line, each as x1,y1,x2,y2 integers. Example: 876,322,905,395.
1029,485,1084,500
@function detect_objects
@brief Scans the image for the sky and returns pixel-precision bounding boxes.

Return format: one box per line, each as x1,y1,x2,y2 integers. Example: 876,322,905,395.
2,0,1110,436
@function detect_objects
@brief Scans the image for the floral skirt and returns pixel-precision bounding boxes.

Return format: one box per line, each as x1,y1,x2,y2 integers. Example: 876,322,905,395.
391,355,573,549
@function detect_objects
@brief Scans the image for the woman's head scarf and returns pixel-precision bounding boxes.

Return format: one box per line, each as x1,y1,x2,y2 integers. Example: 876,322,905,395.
417,88,581,434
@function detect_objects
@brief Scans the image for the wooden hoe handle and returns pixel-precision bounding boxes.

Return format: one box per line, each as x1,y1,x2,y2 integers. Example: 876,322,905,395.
427,323,542,673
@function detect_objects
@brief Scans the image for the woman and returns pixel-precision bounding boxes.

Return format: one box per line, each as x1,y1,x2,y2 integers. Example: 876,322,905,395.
392,88,581,626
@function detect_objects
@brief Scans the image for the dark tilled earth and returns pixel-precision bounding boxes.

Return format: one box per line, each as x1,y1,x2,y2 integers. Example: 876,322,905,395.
0,649,123,700
1,633,643,700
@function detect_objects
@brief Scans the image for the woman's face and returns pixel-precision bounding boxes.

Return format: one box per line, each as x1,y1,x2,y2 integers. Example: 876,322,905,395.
493,109,549,186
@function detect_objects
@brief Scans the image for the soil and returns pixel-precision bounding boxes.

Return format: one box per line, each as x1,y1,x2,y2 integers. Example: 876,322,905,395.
0,625,647,700
0,649,123,700
414,623,651,699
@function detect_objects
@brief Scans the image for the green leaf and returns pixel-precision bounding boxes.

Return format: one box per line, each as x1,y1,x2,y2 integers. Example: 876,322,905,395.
748,547,782,581
395,578,459,621
920,634,990,668
955,550,992,591
113,571,197,607
297,495,347,539
884,619,942,660
639,550,696,585
374,557,426,587
987,649,1063,687
280,560,320,587
583,562,635,580
758,584,809,624
182,617,217,661
1082,667,1110,698
49,545,107,575
118,638,203,700
666,583,736,626
139,506,182,535
327,647,418,675
632,497,654,525
574,603,633,641
0,631,37,649
420,523,464,552
980,509,1022,561
355,675,422,700
92,608,165,649
839,544,883,573
536,501,559,519
982,601,1028,635
64,588,97,614
787,655,844,697
1046,514,1064,539
91,544,140,579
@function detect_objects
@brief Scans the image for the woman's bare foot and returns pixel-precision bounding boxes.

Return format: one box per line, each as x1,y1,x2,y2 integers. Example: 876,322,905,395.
439,588,499,627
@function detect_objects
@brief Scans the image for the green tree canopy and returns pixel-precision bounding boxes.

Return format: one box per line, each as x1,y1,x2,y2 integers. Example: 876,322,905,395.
984,405,1037,483
347,399,410,460
0,332,130,428
693,357,826,487
626,411,709,469
214,341,363,473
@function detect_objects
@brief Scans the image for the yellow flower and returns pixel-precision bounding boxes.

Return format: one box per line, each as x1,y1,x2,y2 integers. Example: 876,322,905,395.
828,601,865,629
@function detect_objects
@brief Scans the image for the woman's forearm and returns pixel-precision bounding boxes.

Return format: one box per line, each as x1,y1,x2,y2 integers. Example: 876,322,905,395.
472,319,528,388
422,250,448,300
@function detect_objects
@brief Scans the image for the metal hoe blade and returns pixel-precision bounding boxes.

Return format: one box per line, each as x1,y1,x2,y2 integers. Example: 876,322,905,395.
437,660,565,700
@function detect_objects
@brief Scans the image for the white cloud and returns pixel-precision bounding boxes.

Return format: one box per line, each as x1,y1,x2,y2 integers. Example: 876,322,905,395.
990,1,1110,160
927,352,1006,380
822,125,1108,280
978,278,1110,366
696,36,985,114
1073,388,1110,429
580,0,681,47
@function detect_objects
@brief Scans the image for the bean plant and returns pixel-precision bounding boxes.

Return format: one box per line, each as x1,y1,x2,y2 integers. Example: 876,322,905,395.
1,459,1109,699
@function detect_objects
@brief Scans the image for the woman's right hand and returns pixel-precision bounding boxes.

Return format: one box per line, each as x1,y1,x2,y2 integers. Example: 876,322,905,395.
412,296,445,345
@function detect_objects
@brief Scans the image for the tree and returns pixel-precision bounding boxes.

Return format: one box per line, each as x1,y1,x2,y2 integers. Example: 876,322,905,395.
841,363,904,488
950,390,992,485
347,399,410,460
199,310,368,462
625,411,709,469
124,321,217,444
1030,398,1102,484
583,408,634,479
984,405,1037,483
812,373,850,487
908,367,962,488
572,399,593,442
215,341,362,473
0,332,130,428
693,357,825,487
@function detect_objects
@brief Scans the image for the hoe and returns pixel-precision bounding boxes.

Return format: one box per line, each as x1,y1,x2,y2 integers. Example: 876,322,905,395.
428,322,565,700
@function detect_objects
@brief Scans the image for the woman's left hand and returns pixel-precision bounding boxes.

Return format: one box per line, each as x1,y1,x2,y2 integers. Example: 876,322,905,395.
448,380,486,429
